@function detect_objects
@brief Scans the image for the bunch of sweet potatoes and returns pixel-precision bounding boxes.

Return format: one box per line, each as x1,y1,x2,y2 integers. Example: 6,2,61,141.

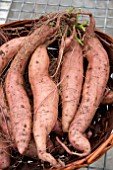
0,11,112,169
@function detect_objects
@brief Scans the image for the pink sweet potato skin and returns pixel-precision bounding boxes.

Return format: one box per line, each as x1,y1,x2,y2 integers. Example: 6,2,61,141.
5,19,60,155
0,37,25,74
5,69,32,155
69,28,110,156
61,38,83,132
29,44,59,166
0,137,10,169
0,86,54,159
24,136,54,158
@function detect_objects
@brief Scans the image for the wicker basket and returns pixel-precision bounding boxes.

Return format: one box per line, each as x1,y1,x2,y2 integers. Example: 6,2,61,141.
0,18,113,170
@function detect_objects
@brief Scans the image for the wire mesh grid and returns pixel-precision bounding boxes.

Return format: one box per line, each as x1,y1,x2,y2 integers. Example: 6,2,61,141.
0,0,113,36
0,0,12,24
0,0,113,170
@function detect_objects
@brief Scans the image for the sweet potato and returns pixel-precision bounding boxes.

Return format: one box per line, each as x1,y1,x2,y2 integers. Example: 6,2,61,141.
102,90,113,104
0,136,10,169
0,37,25,75
0,84,55,158
28,42,63,167
68,16,110,156
5,17,60,154
60,31,83,132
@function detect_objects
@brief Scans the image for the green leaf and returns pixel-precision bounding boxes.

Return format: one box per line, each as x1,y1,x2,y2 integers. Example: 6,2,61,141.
76,21,88,31
67,7,75,13
76,14,79,26
76,24,86,32
81,21,88,26
74,36,83,46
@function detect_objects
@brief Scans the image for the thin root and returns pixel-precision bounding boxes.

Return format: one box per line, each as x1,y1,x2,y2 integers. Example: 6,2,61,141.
51,25,68,78
56,136,88,157
51,25,76,78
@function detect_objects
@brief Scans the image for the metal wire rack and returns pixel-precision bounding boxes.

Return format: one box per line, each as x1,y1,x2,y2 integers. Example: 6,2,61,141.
0,0,113,36
0,0,113,170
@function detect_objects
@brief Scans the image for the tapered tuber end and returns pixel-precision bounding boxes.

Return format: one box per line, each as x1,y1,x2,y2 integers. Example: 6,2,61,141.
38,152,58,167
17,144,26,155
15,135,29,154
62,124,68,133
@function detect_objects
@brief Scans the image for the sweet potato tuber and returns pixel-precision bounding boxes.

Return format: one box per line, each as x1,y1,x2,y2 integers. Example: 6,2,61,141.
0,37,25,75
68,16,110,156
29,41,63,167
0,84,55,159
5,17,60,154
60,30,83,132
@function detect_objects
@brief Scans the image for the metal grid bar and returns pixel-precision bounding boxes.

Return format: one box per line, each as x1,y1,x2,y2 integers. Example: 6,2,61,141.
0,0,113,170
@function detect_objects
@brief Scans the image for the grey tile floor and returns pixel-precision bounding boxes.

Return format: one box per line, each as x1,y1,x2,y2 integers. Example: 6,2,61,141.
0,0,113,169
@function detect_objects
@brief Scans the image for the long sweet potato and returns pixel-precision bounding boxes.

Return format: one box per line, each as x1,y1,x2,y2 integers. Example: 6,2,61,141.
0,37,25,75
60,31,83,132
28,41,63,167
68,16,110,156
0,83,59,158
5,17,60,154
